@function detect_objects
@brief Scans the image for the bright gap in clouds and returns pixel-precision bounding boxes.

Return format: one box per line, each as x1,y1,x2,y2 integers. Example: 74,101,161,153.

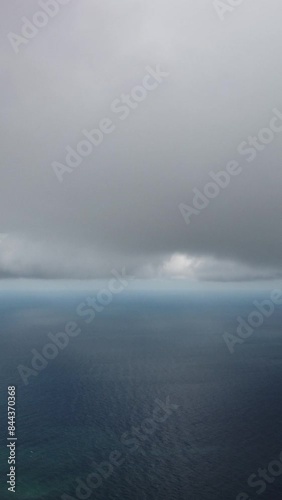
162,254,198,279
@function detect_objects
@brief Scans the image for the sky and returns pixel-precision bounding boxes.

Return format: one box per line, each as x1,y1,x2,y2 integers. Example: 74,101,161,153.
1,0,282,283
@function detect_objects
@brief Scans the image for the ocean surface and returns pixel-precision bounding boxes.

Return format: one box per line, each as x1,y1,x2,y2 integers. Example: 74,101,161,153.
1,288,282,500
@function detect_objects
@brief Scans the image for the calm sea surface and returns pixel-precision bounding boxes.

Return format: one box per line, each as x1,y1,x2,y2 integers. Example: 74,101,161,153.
1,290,282,500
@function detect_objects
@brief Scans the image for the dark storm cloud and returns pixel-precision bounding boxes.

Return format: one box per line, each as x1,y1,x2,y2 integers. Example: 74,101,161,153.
1,0,282,281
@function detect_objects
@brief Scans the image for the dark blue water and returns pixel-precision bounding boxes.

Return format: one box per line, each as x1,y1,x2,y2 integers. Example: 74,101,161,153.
1,289,282,499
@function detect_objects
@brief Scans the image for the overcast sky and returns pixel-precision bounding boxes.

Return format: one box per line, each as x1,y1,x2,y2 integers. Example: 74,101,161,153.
1,0,282,282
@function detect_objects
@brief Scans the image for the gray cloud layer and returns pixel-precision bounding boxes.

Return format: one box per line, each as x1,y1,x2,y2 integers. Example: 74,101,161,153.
1,0,282,281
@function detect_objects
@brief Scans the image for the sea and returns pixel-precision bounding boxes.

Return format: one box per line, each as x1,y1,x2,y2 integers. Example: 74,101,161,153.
1,287,282,500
